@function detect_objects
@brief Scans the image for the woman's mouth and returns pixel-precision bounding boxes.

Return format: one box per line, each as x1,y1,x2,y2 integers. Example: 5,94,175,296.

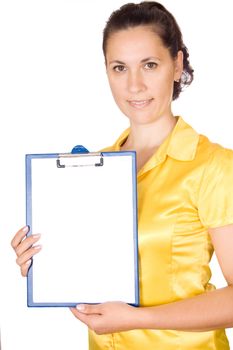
127,98,153,109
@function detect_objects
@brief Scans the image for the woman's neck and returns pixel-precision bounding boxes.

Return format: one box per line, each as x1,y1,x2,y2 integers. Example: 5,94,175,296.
121,115,177,152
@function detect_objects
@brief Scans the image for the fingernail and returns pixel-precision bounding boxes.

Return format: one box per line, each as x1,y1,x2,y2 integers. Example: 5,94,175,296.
33,233,41,239
76,304,85,311
23,226,29,232
33,244,42,250
26,259,32,265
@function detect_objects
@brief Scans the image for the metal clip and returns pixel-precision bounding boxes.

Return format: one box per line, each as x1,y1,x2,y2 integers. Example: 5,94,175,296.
56,153,103,168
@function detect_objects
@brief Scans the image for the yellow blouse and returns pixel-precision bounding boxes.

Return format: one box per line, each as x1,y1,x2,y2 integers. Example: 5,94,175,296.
89,117,233,350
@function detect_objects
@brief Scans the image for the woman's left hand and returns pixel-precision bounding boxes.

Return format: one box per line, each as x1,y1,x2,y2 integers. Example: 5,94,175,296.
70,302,141,334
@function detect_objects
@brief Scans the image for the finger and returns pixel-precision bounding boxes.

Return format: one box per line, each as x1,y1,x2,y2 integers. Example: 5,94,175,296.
70,308,98,327
70,308,106,334
75,304,102,315
70,307,89,322
11,226,29,249
70,307,82,319
16,245,42,266
20,259,32,277
15,233,41,257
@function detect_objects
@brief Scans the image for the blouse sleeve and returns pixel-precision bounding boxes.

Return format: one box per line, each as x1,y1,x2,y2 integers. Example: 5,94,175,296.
198,147,233,228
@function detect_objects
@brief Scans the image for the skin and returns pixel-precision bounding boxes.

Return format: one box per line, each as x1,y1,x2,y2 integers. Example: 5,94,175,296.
105,26,183,170
11,26,233,335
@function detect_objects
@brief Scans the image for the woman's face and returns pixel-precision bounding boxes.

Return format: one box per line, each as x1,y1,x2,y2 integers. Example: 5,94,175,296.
105,26,183,126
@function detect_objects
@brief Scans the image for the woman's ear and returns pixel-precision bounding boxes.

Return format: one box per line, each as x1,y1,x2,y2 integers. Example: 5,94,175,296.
174,50,183,82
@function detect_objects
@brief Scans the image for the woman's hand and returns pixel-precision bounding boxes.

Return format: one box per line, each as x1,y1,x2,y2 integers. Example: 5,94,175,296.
70,302,141,335
11,226,42,276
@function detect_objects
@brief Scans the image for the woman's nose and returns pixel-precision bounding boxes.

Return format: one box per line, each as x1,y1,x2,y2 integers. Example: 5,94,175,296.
127,70,146,94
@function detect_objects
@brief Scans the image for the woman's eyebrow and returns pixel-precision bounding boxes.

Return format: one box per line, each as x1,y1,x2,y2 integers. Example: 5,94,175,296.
141,56,160,63
109,57,161,65
109,60,125,65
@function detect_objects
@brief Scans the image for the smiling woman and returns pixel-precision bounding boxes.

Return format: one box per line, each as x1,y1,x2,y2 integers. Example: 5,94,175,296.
71,2,233,349
10,1,233,350
105,26,182,170
106,27,183,127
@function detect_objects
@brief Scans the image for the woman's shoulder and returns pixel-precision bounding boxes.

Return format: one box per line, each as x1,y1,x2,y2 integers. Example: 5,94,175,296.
197,135,233,228
99,128,130,153
198,133,233,165
100,145,115,152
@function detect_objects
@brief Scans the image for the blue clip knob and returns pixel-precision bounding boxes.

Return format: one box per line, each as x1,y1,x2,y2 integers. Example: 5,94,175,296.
71,145,89,154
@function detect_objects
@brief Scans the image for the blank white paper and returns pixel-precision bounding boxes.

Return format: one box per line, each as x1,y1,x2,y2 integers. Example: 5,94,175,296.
27,153,138,306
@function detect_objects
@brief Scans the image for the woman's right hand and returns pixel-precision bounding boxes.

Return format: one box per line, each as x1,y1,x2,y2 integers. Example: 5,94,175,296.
11,226,42,277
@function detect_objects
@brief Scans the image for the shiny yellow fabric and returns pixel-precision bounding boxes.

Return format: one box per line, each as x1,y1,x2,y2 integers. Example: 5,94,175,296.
89,117,233,350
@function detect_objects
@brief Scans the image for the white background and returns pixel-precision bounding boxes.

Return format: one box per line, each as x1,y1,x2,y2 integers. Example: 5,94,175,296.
0,0,232,349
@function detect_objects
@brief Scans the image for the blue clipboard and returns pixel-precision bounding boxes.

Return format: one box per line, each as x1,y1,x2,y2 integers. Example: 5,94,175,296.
26,146,139,307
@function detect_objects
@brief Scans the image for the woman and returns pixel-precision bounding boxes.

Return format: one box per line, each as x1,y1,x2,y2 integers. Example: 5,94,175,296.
11,2,233,349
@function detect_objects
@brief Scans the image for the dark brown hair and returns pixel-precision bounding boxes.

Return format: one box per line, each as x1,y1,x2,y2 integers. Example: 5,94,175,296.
103,1,194,100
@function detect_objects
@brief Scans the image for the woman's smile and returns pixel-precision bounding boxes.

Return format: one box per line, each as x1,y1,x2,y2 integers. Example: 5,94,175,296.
127,98,154,109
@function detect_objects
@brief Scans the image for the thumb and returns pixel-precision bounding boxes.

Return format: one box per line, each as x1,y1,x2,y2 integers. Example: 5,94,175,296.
75,303,102,315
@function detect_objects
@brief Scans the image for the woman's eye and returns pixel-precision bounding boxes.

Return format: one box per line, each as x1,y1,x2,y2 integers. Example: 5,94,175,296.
113,65,126,72
144,62,157,70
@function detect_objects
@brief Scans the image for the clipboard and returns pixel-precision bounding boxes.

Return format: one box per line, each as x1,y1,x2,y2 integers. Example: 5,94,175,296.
26,145,139,307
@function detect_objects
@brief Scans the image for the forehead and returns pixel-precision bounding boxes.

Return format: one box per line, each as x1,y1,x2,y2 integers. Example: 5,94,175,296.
106,26,170,62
